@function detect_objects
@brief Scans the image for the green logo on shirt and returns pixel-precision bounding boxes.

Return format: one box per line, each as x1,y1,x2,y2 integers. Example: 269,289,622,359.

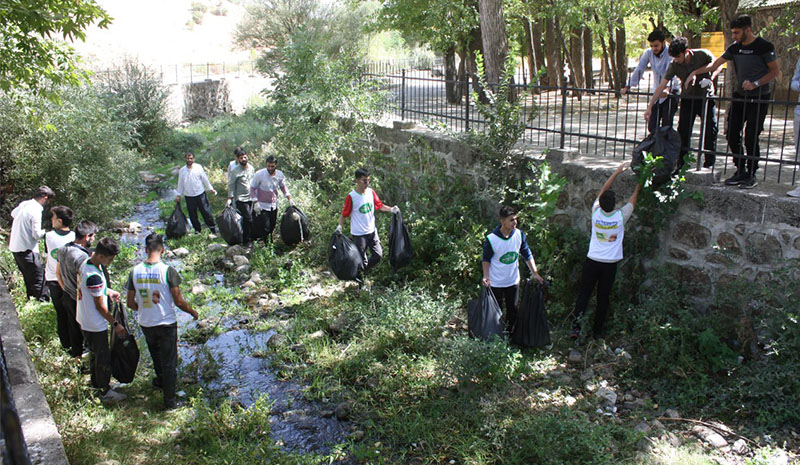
359,203,373,214
50,248,59,260
499,251,519,264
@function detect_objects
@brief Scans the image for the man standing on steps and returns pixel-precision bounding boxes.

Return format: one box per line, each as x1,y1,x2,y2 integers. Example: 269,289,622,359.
9,186,55,301
227,147,255,247
44,206,76,353
175,152,217,235
644,37,720,171
481,205,545,334
126,233,198,410
251,155,294,244
336,167,398,280
622,30,679,133
75,237,127,404
571,162,642,340
687,15,780,189
57,220,98,359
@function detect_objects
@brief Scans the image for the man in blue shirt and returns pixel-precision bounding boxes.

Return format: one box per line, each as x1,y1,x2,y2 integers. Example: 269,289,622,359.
622,30,679,133
482,205,544,334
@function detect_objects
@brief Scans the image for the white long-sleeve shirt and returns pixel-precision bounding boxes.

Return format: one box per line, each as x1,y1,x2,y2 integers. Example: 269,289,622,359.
250,169,290,210
176,164,214,198
627,48,681,103
791,57,800,116
9,199,46,253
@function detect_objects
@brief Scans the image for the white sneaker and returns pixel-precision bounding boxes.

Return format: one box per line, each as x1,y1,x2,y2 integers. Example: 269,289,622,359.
787,186,800,198
101,389,127,404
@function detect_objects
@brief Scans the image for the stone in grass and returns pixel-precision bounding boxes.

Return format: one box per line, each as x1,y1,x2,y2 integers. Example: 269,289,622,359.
250,271,262,284
242,280,256,289
320,410,335,418
664,408,680,419
191,284,207,295
234,264,251,275
307,330,326,340
94,461,121,465
732,439,749,455
595,387,617,406
207,243,226,253
634,421,650,434
692,425,728,449
225,244,248,257
233,255,250,266
173,247,190,257
335,401,351,421
568,349,582,364
350,430,365,441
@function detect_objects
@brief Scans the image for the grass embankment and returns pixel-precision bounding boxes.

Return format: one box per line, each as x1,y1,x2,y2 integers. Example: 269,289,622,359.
2,111,798,464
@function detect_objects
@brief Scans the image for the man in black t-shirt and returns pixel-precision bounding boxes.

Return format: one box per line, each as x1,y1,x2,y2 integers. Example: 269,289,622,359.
645,37,720,171
688,15,780,189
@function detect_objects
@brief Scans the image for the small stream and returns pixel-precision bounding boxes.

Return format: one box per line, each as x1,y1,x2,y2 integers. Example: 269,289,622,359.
120,191,350,457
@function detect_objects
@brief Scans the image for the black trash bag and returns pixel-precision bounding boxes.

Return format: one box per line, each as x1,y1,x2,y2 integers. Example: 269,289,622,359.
468,287,505,341
166,204,189,239
631,126,682,186
511,280,551,348
280,205,311,246
328,232,362,281
110,302,139,384
388,211,413,270
216,204,243,245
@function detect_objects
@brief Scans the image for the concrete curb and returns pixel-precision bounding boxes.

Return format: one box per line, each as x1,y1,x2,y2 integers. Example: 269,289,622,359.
0,273,69,465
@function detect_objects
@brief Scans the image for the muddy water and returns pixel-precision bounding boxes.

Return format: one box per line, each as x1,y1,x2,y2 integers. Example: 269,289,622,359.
121,195,350,456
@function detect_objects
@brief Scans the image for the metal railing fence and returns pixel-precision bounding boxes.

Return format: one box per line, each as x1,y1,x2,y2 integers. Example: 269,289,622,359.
363,61,800,185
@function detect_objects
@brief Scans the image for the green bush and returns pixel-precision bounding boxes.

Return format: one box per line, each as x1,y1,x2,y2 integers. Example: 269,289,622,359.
0,86,141,225
98,59,172,156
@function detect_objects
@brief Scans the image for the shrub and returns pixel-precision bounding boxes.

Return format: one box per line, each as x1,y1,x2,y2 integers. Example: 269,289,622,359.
0,86,141,226
98,59,173,156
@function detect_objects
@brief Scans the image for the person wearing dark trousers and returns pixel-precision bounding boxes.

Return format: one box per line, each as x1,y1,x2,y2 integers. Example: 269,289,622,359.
482,205,544,334
337,168,398,279
44,206,75,351
9,186,54,301
227,147,255,246
572,163,642,340
126,234,198,410
251,155,294,244
57,221,98,358
688,15,780,189
175,152,217,234
644,37,721,171
622,29,679,133
75,237,127,404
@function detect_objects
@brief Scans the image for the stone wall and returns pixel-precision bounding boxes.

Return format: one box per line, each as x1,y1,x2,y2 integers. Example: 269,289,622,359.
183,79,231,121
372,122,800,303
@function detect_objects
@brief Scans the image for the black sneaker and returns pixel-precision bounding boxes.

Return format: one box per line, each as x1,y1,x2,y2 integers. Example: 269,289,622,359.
739,176,758,189
152,377,163,390
724,171,748,186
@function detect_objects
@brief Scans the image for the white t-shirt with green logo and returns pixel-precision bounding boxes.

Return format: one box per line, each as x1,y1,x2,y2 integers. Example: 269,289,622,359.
44,229,75,282
486,228,524,288
126,261,181,327
587,201,633,263
349,188,376,236
76,260,109,332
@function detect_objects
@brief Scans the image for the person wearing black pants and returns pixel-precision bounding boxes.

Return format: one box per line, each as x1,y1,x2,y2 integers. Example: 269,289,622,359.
227,147,255,246
141,324,179,408
176,152,218,234
9,186,54,301
676,95,718,170
253,208,278,243
482,205,544,335
83,329,112,392
686,15,780,189
251,155,294,244
571,163,641,340
12,251,47,301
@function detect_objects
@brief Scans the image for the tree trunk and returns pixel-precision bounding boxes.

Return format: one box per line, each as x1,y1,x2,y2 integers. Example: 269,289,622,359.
606,22,620,90
456,49,468,98
599,33,613,86
570,27,585,89
583,27,594,90
615,25,626,95
467,29,488,103
478,0,509,91
532,20,546,86
522,17,538,85
545,17,561,88
445,46,460,104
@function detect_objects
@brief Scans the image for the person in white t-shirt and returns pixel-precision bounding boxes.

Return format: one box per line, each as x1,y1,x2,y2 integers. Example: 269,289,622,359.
75,237,127,404
126,234,198,410
571,162,642,340
482,205,545,333
250,155,294,244
9,186,54,300
336,167,398,278
44,206,76,352
175,152,217,234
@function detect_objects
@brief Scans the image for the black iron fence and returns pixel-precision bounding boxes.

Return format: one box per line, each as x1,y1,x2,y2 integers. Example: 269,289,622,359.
363,61,800,185
1,333,31,465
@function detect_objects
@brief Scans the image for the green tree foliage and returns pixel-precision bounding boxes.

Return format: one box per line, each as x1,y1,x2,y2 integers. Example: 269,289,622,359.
0,86,141,225
0,0,111,104
98,59,173,156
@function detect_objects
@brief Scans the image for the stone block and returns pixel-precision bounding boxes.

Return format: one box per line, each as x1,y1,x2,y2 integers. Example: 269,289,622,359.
556,191,570,209
669,248,690,260
583,189,599,210
672,221,712,249
668,264,712,297
546,147,581,163
683,168,720,186
550,214,572,228
393,120,416,130
745,232,782,264
706,252,735,266
715,232,741,255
